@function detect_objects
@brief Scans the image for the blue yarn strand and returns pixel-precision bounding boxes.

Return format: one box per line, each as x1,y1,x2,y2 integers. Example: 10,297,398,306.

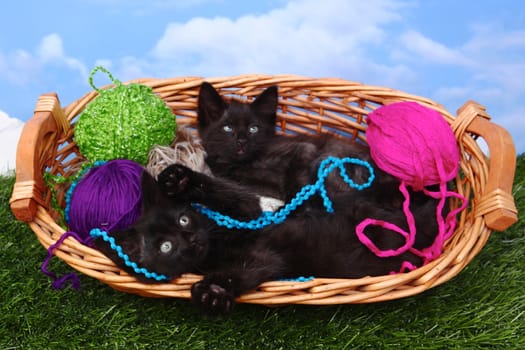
194,156,375,230
89,156,373,282
90,228,170,282
279,276,315,282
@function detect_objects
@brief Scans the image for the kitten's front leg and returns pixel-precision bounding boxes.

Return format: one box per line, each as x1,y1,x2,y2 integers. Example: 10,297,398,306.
190,276,236,314
157,163,193,197
191,248,283,314
158,164,262,219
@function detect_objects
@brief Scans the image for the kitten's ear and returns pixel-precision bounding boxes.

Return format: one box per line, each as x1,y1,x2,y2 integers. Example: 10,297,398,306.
141,170,163,211
251,85,278,123
198,82,227,129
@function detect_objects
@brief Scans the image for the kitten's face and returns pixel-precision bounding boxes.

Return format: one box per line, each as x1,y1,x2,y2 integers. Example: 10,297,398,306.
94,173,212,283
197,82,278,163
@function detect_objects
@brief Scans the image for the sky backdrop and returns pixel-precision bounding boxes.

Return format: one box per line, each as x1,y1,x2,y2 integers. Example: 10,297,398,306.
1,0,524,173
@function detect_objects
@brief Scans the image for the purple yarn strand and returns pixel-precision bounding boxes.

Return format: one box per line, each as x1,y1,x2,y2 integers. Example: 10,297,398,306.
41,231,88,290
43,159,144,291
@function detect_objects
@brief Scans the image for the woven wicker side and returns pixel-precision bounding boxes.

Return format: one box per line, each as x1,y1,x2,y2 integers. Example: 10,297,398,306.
10,75,519,305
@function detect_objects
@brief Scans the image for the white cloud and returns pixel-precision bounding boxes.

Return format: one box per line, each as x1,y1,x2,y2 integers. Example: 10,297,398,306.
0,110,24,174
392,24,525,154
90,56,152,83
461,25,525,96
149,0,406,80
37,33,65,61
395,26,525,94
37,33,89,80
0,49,39,86
113,56,151,82
94,59,113,70
472,62,525,97
398,30,475,67
0,33,88,86
463,23,525,53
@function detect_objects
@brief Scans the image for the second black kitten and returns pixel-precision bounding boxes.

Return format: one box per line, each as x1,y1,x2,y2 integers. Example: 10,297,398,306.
94,165,441,315
197,81,402,209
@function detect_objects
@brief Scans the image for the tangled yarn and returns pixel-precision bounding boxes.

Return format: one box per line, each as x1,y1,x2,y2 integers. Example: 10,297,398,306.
146,125,212,178
356,101,468,269
42,159,144,289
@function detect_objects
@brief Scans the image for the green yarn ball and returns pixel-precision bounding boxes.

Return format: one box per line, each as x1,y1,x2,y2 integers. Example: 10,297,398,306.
75,67,176,165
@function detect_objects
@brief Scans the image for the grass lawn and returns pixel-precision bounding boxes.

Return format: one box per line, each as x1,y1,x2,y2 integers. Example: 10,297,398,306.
1,155,523,349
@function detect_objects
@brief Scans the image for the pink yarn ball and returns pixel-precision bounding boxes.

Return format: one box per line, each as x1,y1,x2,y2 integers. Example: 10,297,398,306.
356,101,468,271
366,101,459,191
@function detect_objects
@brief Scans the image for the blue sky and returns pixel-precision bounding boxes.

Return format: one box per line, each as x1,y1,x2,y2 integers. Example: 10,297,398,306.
1,0,524,172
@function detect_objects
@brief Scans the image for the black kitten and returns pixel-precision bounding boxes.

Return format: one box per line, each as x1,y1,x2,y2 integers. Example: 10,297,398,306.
93,166,263,283
197,82,400,207
94,165,441,315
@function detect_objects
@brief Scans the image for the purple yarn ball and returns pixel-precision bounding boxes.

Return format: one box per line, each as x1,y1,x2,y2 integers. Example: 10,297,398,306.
67,159,144,239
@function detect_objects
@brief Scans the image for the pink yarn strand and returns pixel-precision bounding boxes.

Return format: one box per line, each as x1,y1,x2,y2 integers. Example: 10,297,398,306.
363,101,469,273
420,184,468,262
417,151,468,263
391,260,419,274
355,182,417,258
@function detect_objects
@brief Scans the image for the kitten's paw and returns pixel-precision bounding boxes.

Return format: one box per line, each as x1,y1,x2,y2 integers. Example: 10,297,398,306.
158,164,193,196
191,279,235,315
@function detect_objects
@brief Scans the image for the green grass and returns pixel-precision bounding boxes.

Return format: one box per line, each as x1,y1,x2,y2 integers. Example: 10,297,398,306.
1,155,524,349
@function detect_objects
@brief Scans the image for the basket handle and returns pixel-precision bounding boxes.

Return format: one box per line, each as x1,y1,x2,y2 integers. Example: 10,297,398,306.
9,93,68,222
457,101,518,231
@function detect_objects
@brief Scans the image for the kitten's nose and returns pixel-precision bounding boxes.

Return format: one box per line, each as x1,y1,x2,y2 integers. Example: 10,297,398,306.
237,139,248,147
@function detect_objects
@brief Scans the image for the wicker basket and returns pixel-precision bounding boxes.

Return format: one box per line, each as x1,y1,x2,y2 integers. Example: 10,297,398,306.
10,74,519,305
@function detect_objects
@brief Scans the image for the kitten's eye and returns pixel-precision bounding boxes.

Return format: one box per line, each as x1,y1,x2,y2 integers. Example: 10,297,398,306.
179,214,190,227
223,125,233,133
159,241,173,254
248,126,259,134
